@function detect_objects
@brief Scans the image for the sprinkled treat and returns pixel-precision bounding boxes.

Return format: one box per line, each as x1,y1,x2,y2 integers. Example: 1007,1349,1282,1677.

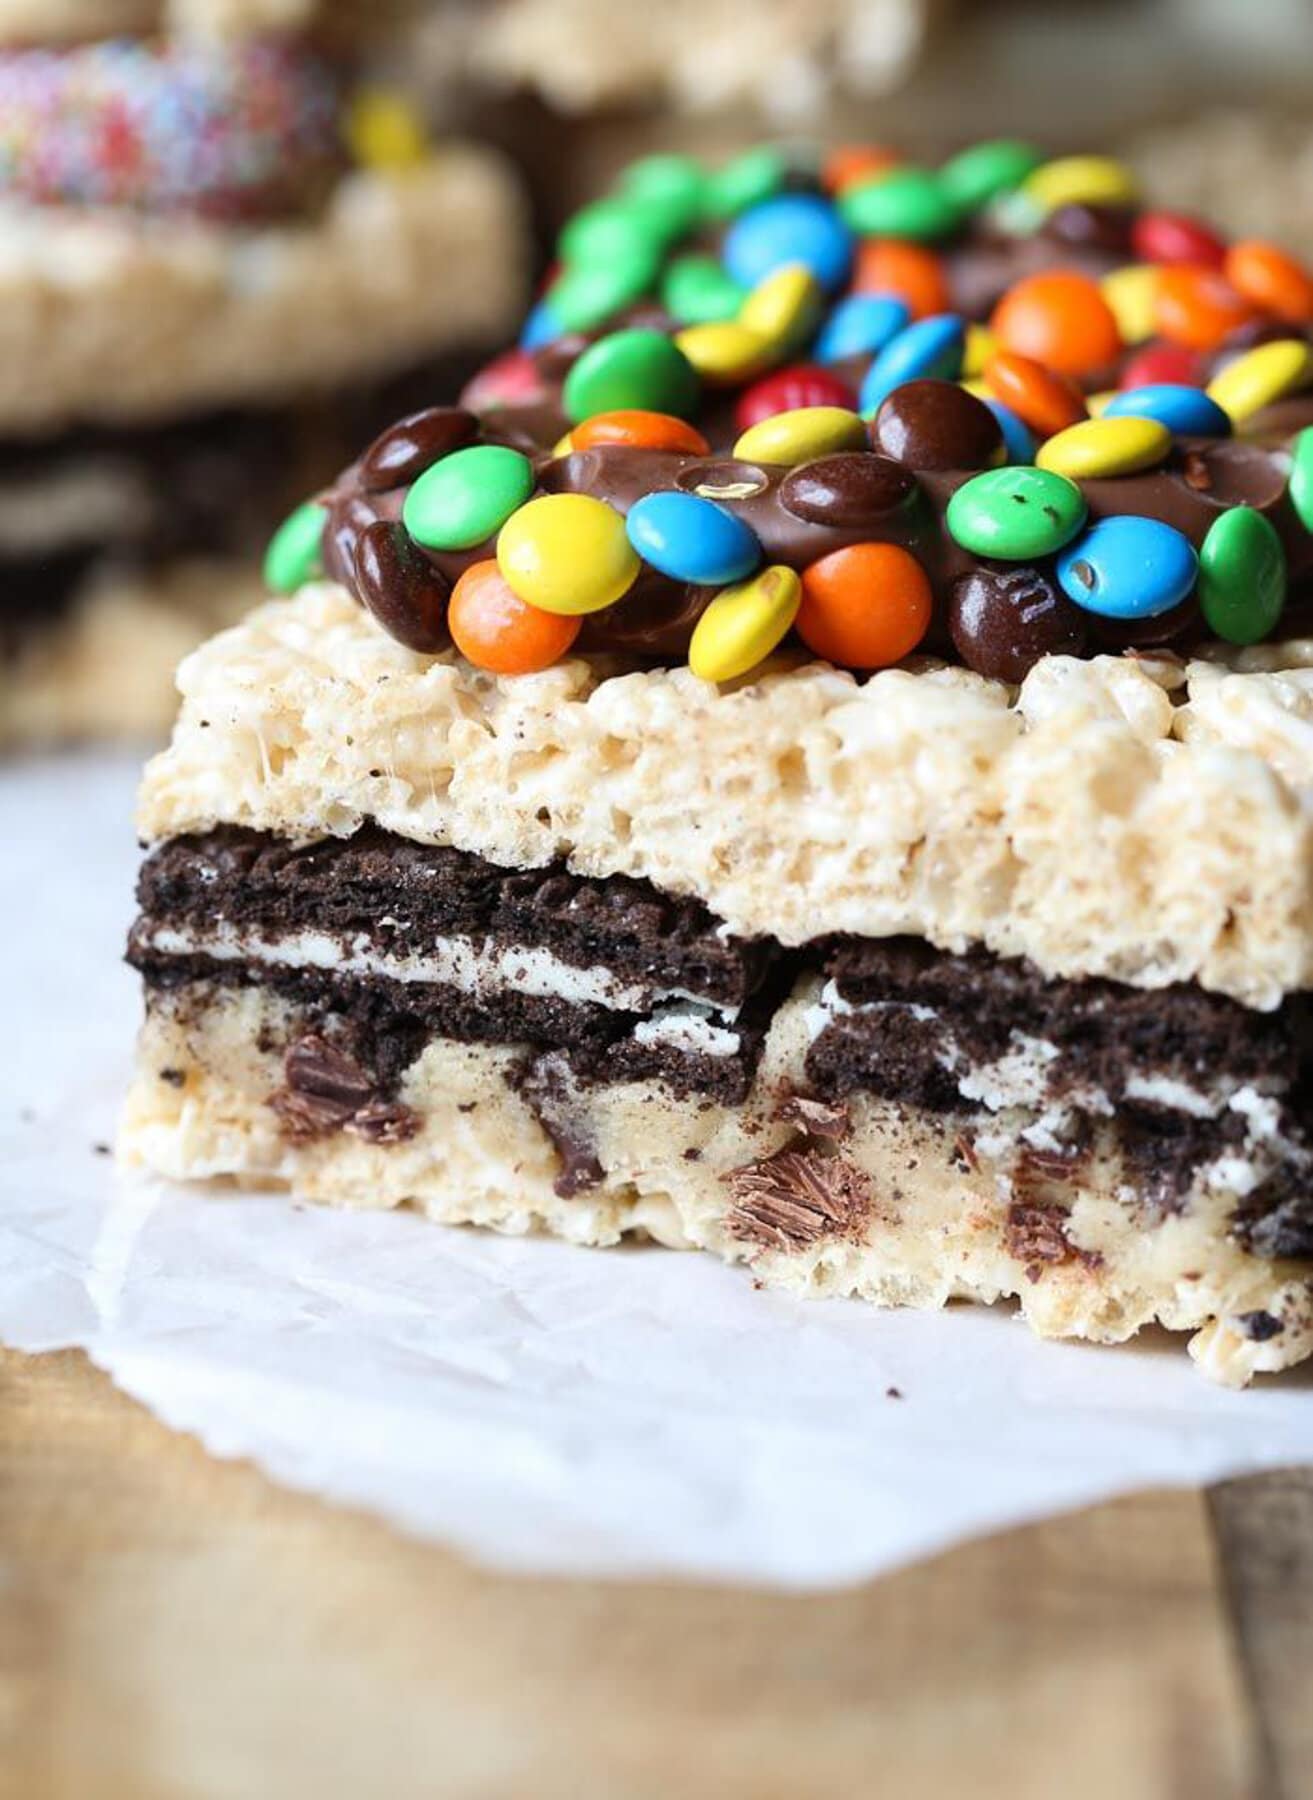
266,139,1313,681
0,37,343,218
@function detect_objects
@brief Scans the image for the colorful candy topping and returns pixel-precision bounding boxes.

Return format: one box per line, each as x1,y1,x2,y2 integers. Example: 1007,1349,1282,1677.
0,39,343,219
269,138,1313,684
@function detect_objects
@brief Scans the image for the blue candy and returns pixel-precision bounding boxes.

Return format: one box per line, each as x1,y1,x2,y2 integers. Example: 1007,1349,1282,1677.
519,298,562,350
626,490,761,586
1103,384,1232,438
722,194,854,293
1056,516,1198,620
814,293,910,364
858,314,966,416
980,395,1037,465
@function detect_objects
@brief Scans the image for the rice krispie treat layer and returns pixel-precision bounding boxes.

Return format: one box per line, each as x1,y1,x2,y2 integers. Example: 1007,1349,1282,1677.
136,584,1313,1010
0,149,526,431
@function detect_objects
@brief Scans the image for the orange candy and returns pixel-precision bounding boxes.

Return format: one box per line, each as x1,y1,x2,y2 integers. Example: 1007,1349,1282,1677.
570,409,711,455
796,543,932,669
853,238,951,320
1153,265,1257,349
982,350,1087,439
823,145,900,193
990,271,1122,378
1224,240,1313,325
449,559,581,675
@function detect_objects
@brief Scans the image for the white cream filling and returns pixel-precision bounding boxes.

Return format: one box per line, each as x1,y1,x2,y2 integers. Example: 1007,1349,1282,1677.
630,1005,741,1059
0,460,155,553
139,920,742,1026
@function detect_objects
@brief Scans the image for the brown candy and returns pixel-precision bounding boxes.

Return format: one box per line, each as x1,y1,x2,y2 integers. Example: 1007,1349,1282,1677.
358,407,478,493
778,452,915,526
871,380,1003,471
1042,202,1136,257
351,519,451,652
948,565,1088,681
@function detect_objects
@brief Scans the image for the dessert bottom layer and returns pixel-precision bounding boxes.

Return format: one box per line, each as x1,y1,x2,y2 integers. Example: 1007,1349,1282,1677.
121,828,1313,1385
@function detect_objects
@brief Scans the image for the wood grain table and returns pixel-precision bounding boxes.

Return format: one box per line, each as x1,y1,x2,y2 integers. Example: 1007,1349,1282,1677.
0,1347,1308,1800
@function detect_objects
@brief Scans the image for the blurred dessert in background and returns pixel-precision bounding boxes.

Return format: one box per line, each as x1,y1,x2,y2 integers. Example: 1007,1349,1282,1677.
0,0,526,746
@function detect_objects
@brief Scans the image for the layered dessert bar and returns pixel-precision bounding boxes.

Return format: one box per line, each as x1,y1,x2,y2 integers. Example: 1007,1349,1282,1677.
0,0,525,744
123,140,1313,1383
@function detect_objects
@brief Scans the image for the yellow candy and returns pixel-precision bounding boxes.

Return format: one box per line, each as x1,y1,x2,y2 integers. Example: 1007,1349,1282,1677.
552,430,575,455
733,406,867,465
1022,154,1138,215
959,377,992,401
1036,415,1171,479
963,324,997,379
675,321,772,383
1100,265,1160,345
738,263,822,353
346,87,430,171
1086,390,1117,418
1206,338,1313,424
497,495,639,616
688,566,801,683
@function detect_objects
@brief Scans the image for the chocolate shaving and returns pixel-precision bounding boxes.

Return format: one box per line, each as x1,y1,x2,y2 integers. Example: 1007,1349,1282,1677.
347,1098,421,1144
725,1147,871,1252
774,1092,852,1141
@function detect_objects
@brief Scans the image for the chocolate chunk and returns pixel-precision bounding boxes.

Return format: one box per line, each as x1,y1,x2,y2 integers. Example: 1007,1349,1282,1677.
358,406,478,492
774,1093,852,1141
725,1147,871,1251
1004,1199,1081,1277
352,519,451,653
269,1032,377,1139
516,1051,604,1197
1234,1309,1285,1342
948,564,1089,680
872,380,1004,472
777,451,915,525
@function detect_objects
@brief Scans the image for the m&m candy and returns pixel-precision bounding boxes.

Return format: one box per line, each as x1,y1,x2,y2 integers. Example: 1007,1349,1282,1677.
449,560,583,674
733,406,867,466
946,467,1087,560
688,566,801,682
1197,508,1286,645
1056,517,1198,619
1103,384,1231,437
404,445,534,552
796,543,932,667
722,193,853,291
626,492,761,585
991,272,1122,378
563,329,700,423
859,315,966,415
498,495,640,615
265,500,326,594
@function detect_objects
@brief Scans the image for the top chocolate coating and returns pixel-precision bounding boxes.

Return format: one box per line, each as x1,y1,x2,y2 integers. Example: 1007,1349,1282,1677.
315,162,1313,682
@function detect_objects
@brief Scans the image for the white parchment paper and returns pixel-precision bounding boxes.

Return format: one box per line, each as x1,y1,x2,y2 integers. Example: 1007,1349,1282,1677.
2,750,1310,1588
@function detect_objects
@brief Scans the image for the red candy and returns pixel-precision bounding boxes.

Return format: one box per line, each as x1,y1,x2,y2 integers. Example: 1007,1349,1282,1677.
1117,340,1205,390
1154,266,1257,350
1224,240,1313,325
734,365,858,434
459,349,542,412
990,271,1123,379
1130,210,1227,269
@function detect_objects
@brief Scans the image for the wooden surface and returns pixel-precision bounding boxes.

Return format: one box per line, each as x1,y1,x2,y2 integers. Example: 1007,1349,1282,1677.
0,1349,1308,1800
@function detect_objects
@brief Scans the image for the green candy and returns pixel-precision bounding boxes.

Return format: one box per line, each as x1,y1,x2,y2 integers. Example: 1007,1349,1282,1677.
403,445,533,552
661,254,747,325
548,246,659,332
562,328,700,425
1198,506,1286,645
940,139,1044,213
264,500,326,595
557,197,665,268
703,146,787,221
621,153,707,236
946,467,1087,560
1288,427,1313,533
837,168,960,242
